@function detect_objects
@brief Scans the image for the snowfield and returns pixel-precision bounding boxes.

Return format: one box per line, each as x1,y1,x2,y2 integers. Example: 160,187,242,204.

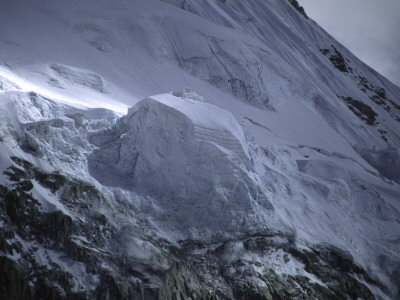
0,0,399,299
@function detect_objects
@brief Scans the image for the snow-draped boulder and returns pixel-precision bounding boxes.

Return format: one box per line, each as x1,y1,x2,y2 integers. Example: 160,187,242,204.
89,90,259,225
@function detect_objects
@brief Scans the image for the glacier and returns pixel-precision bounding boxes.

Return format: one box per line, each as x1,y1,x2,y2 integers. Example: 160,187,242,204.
88,90,270,239
0,0,400,299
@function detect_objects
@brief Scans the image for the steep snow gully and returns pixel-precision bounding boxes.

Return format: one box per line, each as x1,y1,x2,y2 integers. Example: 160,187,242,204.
1,0,400,299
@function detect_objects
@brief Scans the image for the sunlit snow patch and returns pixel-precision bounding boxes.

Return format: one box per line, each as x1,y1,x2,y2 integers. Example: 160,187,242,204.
0,66,128,115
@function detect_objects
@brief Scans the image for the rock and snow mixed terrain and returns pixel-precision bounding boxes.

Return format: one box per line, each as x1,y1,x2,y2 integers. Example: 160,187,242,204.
0,0,400,299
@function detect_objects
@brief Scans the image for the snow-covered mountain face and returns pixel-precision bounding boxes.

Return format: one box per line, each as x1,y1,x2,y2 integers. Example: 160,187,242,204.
1,0,400,299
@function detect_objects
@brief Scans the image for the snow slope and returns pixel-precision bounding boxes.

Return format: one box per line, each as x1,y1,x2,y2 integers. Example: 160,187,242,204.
1,0,400,299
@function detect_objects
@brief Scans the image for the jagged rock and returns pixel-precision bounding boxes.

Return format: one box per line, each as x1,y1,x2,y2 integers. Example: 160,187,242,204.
287,0,308,19
40,211,77,245
35,170,67,193
338,96,378,126
320,46,350,73
0,257,34,300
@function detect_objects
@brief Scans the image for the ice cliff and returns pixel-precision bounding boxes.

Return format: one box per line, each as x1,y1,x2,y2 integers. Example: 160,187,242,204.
89,90,272,238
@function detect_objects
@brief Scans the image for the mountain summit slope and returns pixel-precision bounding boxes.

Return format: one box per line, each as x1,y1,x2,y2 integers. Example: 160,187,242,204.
0,0,399,299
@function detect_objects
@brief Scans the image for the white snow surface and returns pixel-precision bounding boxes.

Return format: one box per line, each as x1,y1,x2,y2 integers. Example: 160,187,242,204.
1,0,400,297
